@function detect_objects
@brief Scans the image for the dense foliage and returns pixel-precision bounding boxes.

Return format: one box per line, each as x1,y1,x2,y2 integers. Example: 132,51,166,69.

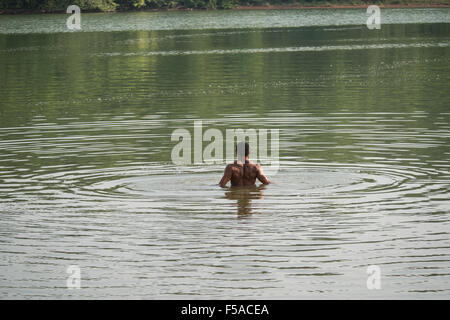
1,0,448,12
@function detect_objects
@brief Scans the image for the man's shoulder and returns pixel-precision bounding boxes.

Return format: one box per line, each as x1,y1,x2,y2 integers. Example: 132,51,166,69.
230,161,243,167
228,162,261,167
226,163,241,169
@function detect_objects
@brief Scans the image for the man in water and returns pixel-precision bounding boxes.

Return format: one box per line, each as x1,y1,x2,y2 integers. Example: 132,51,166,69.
219,142,271,187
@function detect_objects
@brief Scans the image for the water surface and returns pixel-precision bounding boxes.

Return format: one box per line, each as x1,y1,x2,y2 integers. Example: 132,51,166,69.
0,9,449,299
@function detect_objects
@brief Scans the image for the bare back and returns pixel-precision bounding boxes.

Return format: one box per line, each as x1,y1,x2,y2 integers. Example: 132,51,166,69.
219,161,270,187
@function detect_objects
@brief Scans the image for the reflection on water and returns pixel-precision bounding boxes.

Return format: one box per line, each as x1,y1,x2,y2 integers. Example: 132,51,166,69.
224,185,266,215
0,9,449,299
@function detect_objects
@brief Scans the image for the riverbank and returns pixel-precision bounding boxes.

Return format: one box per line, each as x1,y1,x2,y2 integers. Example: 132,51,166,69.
1,2,450,15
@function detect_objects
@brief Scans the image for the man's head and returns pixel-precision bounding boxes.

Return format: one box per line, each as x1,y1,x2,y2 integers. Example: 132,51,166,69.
236,141,250,159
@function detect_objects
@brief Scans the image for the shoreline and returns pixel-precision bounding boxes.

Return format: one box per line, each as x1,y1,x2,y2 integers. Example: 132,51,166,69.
1,3,450,15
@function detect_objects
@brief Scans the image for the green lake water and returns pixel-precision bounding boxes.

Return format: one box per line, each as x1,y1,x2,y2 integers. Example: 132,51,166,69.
0,8,449,298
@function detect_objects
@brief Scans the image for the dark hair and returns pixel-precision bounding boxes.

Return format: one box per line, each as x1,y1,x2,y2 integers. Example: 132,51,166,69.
236,142,250,157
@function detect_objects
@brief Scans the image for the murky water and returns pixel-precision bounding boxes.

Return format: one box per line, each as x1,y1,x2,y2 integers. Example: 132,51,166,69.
0,9,449,299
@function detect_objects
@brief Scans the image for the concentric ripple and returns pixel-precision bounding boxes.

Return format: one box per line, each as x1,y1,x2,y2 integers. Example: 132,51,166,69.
0,110,449,299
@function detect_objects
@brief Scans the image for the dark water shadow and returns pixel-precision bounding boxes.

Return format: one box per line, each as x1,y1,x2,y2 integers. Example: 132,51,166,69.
223,184,267,216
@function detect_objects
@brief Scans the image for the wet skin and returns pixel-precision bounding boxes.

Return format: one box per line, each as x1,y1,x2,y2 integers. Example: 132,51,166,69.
219,157,270,187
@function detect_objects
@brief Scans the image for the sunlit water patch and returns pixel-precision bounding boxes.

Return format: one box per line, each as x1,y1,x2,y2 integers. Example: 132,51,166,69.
1,8,450,34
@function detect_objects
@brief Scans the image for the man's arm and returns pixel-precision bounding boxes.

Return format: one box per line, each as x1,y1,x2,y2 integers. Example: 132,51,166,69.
219,164,232,187
256,164,270,184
